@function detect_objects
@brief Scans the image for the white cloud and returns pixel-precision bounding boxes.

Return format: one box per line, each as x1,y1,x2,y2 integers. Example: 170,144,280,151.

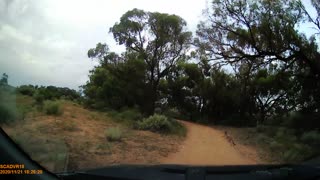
0,0,207,90
0,24,32,43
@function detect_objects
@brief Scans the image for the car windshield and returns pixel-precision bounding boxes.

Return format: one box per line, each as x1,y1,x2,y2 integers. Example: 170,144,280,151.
0,0,320,174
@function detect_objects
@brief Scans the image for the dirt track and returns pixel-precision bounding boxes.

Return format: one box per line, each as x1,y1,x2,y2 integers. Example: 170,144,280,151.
161,121,258,165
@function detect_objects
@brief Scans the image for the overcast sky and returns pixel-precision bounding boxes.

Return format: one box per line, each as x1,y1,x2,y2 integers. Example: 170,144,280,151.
0,0,317,90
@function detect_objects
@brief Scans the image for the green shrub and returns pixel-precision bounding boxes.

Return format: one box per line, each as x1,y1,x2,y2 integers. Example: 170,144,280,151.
136,114,186,135
44,101,63,116
169,118,187,136
282,144,314,163
0,87,17,124
117,109,142,121
107,109,143,128
0,104,17,124
301,131,320,147
34,92,45,108
274,127,297,144
107,110,118,119
17,85,35,96
105,127,122,141
269,140,285,153
137,114,172,132
16,105,32,120
163,108,186,119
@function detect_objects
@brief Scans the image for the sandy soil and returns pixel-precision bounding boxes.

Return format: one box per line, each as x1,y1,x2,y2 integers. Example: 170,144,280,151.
2,101,183,172
161,121,259,165
2,97,262,172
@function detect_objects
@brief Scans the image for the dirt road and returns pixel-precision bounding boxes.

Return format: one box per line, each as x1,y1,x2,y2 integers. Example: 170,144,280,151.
161,121,258,165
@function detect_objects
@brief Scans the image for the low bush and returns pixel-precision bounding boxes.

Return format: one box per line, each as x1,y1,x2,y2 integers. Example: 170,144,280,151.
105,127,122,141
169,118,187,136
16,105,32,121
301,131,320,147
163,108,188,120
282,143,314,163
269,140,285,153
0,86,18,124
16,85,35,96
137,114,171,132
0,104,17,124
34,92,45,108
107,109,143,128
44,101,63,116
274,127,297,145
137,114,186,135
254,126,319,163
117,109,142,121
255,134,272,145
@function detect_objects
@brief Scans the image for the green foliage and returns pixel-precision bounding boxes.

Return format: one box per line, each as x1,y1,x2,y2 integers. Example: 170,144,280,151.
16,85,36,96
268,138,314,163
0,73,8,86
137,114,185,135
117,109,143,121
0,83,17,124
16,105,32,121
162,108,182,119
255,134,272,145
44,86,78,100
282,144,314,163
105,127,122,141
170,118,187,137
43,101,63,116
83,57,147,111
269,140,284,153
0,104,17,124
86,9,191,115
83,0,320,132
300,131,320,147
254,125,319,163
107,108,143,128
137,114,172,132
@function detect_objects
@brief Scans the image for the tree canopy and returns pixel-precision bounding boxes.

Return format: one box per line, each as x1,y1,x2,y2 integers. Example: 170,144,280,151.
83,2,320,129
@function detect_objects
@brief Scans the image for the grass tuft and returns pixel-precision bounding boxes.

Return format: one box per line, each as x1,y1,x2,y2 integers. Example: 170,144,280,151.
44,100,63,116
105,127,122,141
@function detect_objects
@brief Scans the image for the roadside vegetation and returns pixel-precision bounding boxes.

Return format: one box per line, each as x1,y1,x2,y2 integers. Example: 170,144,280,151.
1,0,320,165
137,114,186,136
221,125,320,164
0,73,184,171
80,1,320,163
44,100,63,116
105,127,122,141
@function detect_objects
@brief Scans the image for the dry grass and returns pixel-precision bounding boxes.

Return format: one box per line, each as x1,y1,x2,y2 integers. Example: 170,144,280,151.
2,98,184,172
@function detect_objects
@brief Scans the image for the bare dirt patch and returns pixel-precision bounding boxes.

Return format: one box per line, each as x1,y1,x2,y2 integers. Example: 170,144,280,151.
161,121,263,165
2,97,265,172
2,101,183,172
214,126,271,164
